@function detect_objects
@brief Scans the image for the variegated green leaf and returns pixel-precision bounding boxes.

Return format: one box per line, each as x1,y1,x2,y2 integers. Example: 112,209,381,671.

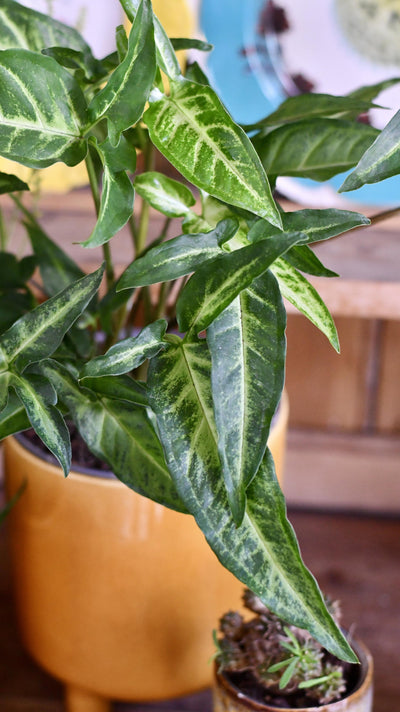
0,49,88,169
247,93,380,131
82,142,134,248
253,119,379,181
42,359,186,513
10,371,70,475
147,340,356,662
0,389,30,440
117,218,238,290
88,0,156,146
0,171,29,194
177,232,305,334
271,258,339,352
81,320,167,379
120,0,181,80
207,270,286,525
144,78,281,225
0,372,10,411
248,208,370,245
284,246,338,278
340,109,400,192
0,266,103,370
81,375,148,407
0,0,93,55
134,171,196,218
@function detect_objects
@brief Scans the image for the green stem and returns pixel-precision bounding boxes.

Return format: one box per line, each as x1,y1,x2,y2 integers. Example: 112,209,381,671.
85,152,114,287
0,207,7,250
135,139,155,256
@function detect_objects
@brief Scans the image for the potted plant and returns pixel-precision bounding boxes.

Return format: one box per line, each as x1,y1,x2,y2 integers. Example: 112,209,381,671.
213,588,373,711
0,0,399,708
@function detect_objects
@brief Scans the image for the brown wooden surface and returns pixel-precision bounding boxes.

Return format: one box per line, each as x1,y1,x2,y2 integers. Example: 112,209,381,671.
0,506,399,712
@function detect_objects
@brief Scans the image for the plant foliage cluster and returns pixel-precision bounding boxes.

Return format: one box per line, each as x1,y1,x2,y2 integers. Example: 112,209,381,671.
0,0,400,663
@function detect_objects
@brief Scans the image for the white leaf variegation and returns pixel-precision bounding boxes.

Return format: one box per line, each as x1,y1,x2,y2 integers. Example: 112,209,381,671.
0,49,88,168
147,339,357,663
207,270,286,525
144,78,282,226
271,258,340,352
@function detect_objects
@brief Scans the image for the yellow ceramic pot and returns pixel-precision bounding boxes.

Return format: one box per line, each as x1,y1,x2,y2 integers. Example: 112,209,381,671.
213,637,373,712
4,393,289,712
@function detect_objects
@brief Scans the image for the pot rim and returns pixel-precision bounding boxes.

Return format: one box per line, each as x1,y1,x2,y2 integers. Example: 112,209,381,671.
214,636,373,712
13,431,115,481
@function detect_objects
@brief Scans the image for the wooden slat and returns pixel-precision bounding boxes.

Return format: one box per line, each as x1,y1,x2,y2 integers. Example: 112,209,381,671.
376,320,400,433
283,429,400,514
285,314,375,431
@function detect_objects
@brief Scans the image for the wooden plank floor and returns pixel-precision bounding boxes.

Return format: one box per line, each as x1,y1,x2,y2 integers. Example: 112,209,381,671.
1,507,399,712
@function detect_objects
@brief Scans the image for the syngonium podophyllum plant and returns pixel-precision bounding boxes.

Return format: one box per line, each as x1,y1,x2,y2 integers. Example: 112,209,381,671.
1,0,400,665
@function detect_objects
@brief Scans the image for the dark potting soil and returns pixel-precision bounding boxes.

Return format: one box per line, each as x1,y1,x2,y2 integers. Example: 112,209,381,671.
20,423,111,474
222,660,360,709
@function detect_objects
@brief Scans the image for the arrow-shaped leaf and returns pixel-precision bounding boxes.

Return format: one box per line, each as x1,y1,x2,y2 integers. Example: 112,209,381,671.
81,320,167,379
177,232,305,334
207,270,286,525
80,375,148,407
88,0,156,146
340,108,400,192
0,265,103,370
0,49,88,169
10,371,70,475
147,340,356,662
253,119,379,181
248,208,370,245
144,78,281,225
43,359,186,513
117,218,238,290
271,258,339,352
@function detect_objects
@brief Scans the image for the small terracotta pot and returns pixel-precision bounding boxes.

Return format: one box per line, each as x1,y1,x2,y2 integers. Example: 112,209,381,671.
213,637,373,712
4,393,289,712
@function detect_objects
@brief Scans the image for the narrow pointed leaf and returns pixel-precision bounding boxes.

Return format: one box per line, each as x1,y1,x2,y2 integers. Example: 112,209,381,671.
0,0,93,55
271,258,339,352
177,232,305,334
43,359,186,513
284,246,338,278
248,209,370,245
0,49,88,169
340,109,400,192
247,93,380,131
81,375,148,407
118,219,238,289
348,77,400,103
134,171,196,218
81,320,167,379
82,163,134,248
253,119,379,181
89,0,156,145
208,271,286,525
0,171,29,194
119,0,181,80
0,265,103,370
0,389,30,440
147,341,356,662
10,372,70,475
144,78,281,225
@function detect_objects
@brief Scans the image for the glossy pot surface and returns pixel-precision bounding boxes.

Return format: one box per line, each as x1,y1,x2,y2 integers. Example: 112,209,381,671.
4,393,289,702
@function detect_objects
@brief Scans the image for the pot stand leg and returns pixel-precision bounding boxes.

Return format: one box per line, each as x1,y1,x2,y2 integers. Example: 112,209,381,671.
65,684,112,712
